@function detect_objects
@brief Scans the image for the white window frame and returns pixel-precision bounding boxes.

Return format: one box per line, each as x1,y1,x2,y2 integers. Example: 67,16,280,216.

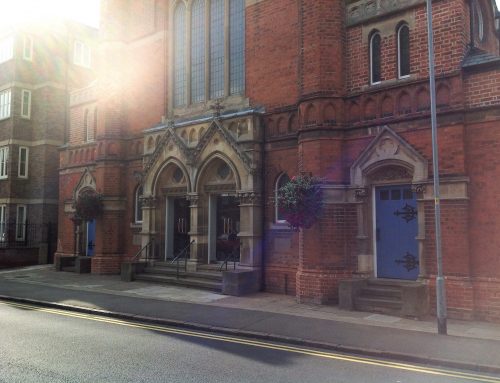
397,24,410,79
0,36,14,64
0,88,11,120
18,146,29,179
23,36,33,61
0,147,9,179
135,185,144,223
369,32,381,85
275,173,290,223
0,205,6,242
21,89,31,119
73,40,91,68
16,205,27,241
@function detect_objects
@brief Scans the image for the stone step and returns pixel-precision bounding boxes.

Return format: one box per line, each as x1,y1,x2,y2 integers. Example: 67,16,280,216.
366,278,421,288
135,273,222,292
142,267,223,282
354,296,402,315
359,286,402,299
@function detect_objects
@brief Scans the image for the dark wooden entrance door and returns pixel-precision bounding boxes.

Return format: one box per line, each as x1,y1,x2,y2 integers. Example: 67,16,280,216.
216,196,240,262
375,185,419,280
173,198,190,257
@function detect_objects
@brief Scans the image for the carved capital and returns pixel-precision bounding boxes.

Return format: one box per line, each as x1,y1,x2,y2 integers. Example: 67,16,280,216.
140,196,157,208
354,188,369,201
411,184,426,195
186,194,199,207
238,191,261,205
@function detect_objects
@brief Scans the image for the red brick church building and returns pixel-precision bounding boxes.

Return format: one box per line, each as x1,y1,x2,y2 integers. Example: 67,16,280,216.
56,0,500,321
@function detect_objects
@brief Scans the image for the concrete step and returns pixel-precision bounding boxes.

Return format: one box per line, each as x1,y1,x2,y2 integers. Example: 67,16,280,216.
359,286,402,299
142,267,223,282
135,273,222,292
355,296,402,315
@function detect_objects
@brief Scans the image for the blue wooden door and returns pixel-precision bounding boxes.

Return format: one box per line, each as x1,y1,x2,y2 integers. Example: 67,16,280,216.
375,185,419,280
86,219,96,257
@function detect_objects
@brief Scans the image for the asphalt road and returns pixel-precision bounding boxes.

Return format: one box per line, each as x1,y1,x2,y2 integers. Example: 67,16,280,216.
0,301,498,383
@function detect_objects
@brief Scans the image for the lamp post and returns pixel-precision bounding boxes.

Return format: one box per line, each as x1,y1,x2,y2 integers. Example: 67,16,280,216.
425,0,448,335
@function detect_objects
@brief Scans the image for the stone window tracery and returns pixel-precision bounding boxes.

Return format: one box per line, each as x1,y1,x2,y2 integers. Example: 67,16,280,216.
172,0,245,107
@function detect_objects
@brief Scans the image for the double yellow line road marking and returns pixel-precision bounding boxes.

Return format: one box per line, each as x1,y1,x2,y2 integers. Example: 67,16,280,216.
2,300,499,382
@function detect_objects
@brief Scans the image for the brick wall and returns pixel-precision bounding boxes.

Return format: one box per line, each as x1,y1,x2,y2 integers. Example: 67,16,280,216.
464,69,500,108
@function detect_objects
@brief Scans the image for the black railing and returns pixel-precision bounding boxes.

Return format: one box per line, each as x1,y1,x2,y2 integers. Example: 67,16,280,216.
133,238,156,264
218,248,239,272
170,240,195,279
0,222,54,248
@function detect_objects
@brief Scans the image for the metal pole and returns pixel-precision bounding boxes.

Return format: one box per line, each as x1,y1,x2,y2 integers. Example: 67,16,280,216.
426,0,447,335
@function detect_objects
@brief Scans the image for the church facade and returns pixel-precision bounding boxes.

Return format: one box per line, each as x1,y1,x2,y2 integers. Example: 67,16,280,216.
56,0,500,321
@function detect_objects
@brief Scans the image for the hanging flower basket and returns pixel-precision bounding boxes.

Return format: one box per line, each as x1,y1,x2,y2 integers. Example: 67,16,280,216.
74,192,103,222
276,174,323,231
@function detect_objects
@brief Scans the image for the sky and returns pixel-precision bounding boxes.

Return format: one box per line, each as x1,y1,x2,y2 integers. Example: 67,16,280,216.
0,0,100,28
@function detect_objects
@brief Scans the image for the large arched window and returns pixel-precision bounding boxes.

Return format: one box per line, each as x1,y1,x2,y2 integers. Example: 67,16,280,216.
369,31,381,85
397,24,410,78
173,2,187,107
191,0,205,103
230,0,245,94
135,185,144,223
173,0,245,107
210,0,225,99
275,173,290,223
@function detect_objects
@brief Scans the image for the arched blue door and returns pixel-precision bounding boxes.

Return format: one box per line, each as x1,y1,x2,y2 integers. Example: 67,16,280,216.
86,219,96,257
375,185,419,280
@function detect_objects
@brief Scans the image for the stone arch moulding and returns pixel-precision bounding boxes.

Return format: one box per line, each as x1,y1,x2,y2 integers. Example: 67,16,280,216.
151,157,192,197
350,126,428,187
194,151,242,193
73,168,97,200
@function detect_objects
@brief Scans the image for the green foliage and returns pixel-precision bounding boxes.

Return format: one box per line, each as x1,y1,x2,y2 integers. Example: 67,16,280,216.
75,192,103,222
277,174,323,231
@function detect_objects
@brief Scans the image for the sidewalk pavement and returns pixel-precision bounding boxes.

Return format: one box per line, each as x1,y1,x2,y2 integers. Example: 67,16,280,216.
1,265,500,374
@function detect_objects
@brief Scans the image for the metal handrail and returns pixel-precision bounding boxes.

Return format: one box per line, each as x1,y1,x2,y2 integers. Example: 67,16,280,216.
218,247,238,272
133,238,155,263
170,240,195,279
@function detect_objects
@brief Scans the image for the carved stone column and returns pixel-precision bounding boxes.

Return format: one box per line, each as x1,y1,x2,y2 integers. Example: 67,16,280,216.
354,187,372,276
237,191,262,268
412,184,427,279
186,193,200,270
140,195,157,252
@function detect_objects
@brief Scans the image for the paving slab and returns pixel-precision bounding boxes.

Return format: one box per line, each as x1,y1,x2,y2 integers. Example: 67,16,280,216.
1,265,500,374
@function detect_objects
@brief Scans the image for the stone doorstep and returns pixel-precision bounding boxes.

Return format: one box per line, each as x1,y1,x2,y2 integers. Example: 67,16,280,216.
338,278,429,319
